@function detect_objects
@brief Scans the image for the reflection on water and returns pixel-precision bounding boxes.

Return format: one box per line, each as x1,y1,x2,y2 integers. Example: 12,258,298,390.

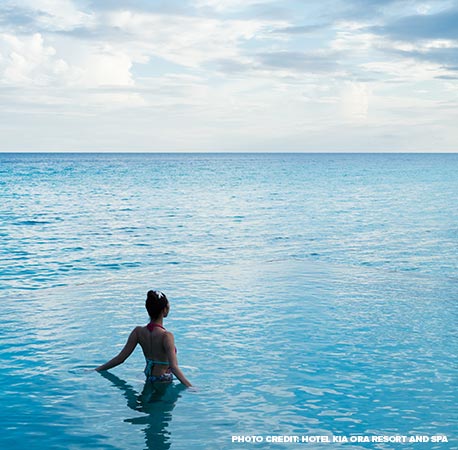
1,154,457,449
100,372,186,450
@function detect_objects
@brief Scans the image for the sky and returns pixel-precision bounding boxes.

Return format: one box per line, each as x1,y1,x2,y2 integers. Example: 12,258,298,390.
0,0,457,152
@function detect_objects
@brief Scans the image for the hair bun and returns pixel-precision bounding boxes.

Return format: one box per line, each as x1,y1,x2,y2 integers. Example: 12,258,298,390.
145,290,169,320
147,290,164,300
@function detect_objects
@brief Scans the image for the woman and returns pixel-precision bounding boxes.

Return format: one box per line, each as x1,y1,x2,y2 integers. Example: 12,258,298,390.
96,290,192,387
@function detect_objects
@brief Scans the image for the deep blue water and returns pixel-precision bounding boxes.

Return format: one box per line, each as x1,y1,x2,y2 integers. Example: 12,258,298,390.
0,153,457,449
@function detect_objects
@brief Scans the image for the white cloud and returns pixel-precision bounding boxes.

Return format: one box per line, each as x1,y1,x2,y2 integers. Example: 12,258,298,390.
13,0,95,30
340,81,371,121
0,32,135,88
360,59,449,81
194,0,277,12
78,50,134,87
0,0,457,151
0,33,60,85
105,10,275,68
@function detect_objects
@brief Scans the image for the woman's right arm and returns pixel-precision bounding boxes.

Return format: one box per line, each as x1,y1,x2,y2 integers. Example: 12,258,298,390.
164,332,192,387
95,327,139,372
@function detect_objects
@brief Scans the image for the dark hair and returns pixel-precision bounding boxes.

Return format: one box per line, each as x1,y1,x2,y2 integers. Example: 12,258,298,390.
146,290,169,320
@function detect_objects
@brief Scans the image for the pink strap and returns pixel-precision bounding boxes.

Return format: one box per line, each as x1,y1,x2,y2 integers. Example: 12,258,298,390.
147,322,165,332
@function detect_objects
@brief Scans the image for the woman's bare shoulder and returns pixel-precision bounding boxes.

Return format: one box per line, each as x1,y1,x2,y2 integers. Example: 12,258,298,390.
163,330,175,342
133,325,147,336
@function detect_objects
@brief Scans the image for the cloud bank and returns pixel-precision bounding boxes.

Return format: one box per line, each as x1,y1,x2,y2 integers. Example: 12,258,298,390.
0,0,457,151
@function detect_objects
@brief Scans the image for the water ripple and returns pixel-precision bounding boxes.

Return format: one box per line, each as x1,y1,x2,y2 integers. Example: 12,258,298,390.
1,154,457,449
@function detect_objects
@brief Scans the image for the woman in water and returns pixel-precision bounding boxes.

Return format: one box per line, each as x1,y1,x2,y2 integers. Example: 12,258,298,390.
96,290,192,387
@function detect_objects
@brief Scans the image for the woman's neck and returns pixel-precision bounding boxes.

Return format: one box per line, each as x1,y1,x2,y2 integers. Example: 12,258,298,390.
147,318,165,332
150,317,163,326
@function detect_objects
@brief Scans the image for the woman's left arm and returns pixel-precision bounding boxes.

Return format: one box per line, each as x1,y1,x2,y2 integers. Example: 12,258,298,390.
95,327,139,372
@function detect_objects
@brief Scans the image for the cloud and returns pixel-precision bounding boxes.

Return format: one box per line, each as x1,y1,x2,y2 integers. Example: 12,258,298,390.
42,9,279,72
256,51,342,74
0,6,279,88
340,81,371,121
0,6,40,31
0,0,457,152
329,9,458,78
0,32,135,88
7,0,95,31
272,24,331,35
0,2,286,111
388,45,458,69
85,0,196,15
370,7,458,40
212,58,252,74
0,33,61,85
195,0,263,11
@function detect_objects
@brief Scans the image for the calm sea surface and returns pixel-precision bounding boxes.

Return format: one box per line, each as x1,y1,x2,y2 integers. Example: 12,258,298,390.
0,153,457,449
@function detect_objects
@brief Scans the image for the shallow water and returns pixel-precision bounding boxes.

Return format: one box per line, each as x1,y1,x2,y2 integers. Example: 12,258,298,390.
0,153,457,449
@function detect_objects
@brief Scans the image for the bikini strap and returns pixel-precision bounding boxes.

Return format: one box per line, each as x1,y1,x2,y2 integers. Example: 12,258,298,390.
147,322,166,332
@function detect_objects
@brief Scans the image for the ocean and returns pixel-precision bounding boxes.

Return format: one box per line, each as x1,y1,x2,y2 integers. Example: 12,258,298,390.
0,153,457,449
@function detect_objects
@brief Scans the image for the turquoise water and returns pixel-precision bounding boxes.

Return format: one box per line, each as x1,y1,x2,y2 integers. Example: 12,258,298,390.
0,153,457,449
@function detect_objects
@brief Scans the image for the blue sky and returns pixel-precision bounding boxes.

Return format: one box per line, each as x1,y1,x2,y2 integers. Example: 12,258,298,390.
0,0,457,152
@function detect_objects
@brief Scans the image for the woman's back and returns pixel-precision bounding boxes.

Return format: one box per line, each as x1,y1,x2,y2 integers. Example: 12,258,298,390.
136,325,169,363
